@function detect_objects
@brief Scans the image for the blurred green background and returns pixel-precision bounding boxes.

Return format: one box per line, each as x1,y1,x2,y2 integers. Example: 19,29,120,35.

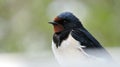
0,0,120,53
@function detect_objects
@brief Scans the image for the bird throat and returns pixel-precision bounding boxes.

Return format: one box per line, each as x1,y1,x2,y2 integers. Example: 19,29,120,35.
53,30,71,48
53,24,64,33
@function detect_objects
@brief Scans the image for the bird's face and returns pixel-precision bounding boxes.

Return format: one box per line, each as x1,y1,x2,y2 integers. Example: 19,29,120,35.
49,17,65,33
49,12,82,33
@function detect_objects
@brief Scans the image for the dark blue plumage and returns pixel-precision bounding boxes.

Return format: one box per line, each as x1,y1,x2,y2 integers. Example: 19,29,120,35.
57,12,83,28
71,28,111,59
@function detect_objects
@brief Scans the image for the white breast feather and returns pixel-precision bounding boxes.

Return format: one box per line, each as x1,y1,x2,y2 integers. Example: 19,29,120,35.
52,33,107,66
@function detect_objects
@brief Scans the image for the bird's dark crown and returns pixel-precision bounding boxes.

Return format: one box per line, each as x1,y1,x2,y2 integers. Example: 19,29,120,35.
54,12,83,29
56,12,78,22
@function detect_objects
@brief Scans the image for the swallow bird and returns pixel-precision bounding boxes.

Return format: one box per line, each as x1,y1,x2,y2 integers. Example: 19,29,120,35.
49,12,112,66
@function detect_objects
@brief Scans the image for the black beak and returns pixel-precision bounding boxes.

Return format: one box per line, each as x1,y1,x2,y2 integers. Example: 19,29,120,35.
48,22,58,25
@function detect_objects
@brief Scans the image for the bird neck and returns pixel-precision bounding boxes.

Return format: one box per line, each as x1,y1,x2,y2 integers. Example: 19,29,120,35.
53,29,71,48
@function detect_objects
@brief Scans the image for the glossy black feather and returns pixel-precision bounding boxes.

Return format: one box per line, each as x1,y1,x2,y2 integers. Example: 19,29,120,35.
71,28,112,59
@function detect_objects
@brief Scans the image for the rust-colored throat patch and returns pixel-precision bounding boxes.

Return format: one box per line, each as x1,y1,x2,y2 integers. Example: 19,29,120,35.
53,24,64,33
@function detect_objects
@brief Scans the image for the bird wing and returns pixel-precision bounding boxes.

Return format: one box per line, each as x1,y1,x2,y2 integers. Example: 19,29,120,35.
71,28,112,59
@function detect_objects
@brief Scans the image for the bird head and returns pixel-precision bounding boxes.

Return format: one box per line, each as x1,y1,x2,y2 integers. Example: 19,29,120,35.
49,12,83,33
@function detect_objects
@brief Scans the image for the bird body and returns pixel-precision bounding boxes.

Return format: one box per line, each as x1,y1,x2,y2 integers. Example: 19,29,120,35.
52,33,102,66
52,33,88,64
49,12,112,66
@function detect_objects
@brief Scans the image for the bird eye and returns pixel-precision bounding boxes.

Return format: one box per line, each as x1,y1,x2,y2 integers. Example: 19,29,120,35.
63,20,67,23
